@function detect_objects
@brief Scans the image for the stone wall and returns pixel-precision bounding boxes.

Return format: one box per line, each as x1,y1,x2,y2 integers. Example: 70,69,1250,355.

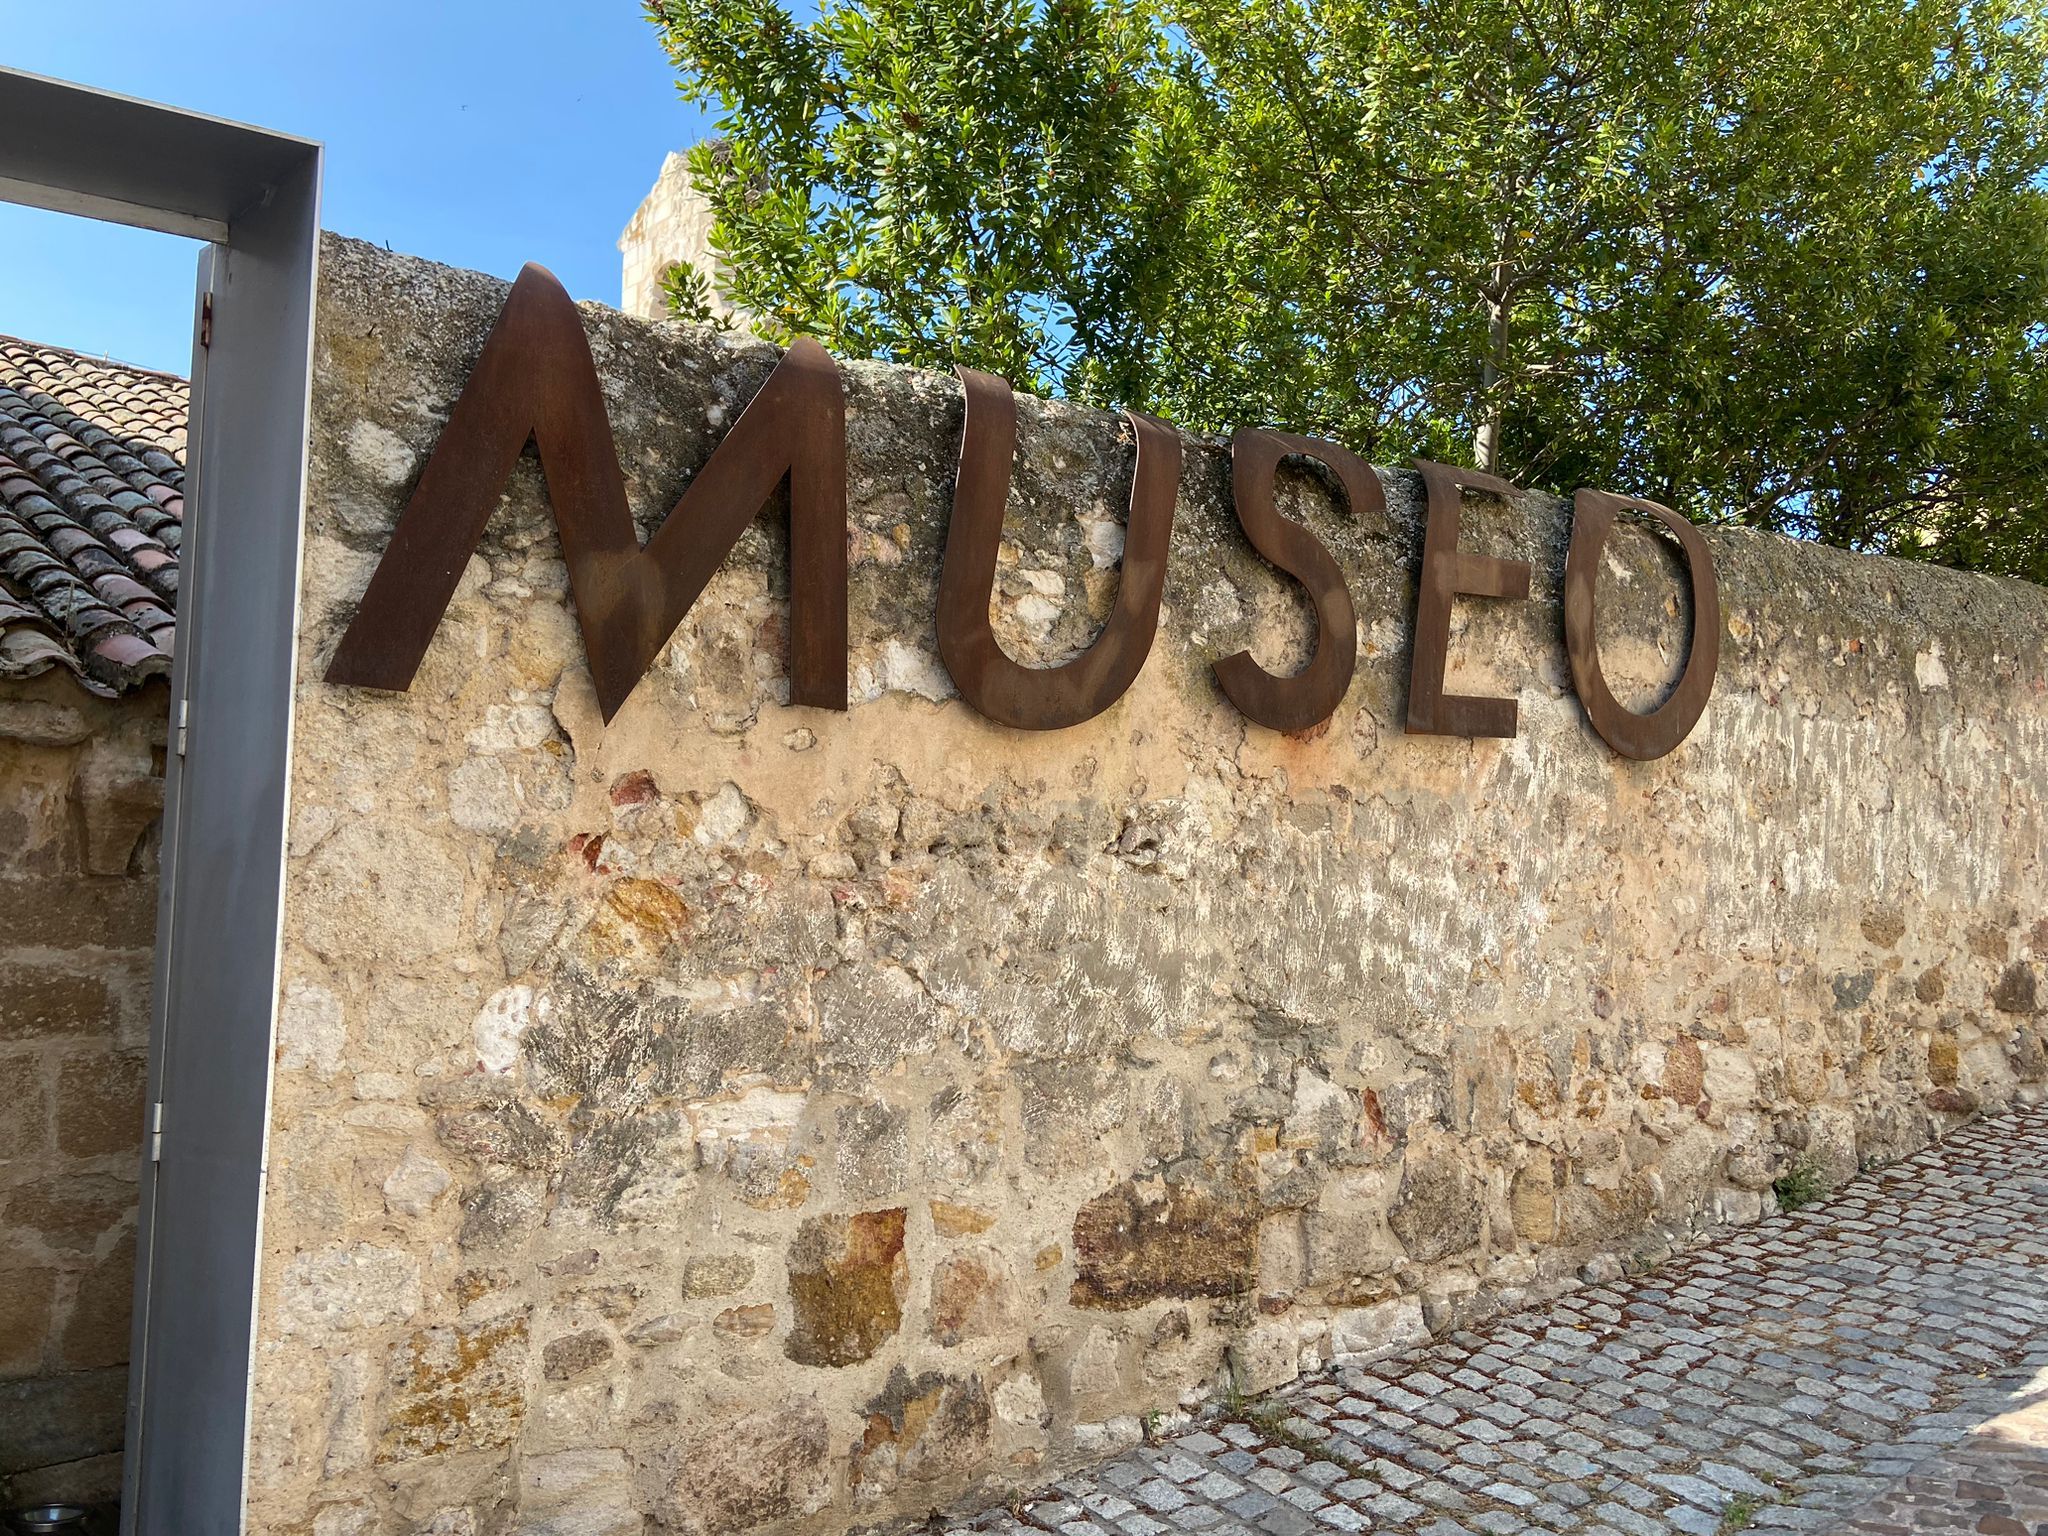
0,674,165,1512
250,234,2048,1536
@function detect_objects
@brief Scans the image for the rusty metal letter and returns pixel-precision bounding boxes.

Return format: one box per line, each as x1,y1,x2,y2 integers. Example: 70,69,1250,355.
325,263,846,722
1213,430,1367,733
1405,459,1531,738
1563,489,1720,760
937,366,1181,730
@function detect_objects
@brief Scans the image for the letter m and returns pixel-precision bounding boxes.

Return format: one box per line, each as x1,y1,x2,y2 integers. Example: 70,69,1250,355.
325,263,846,721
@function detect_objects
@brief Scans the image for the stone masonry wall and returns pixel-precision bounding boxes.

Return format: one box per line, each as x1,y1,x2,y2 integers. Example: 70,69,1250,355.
619,150,738,326
249,234,2048,1536
0,673,165,1512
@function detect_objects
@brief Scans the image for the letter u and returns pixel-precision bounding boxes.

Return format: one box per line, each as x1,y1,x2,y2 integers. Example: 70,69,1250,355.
936,368,1182,730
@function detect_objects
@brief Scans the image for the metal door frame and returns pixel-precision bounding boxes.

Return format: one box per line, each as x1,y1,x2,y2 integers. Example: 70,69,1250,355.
0,67,321,1535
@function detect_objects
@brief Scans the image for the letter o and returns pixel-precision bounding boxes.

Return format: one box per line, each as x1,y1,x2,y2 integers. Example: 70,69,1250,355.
1562,490,1721,760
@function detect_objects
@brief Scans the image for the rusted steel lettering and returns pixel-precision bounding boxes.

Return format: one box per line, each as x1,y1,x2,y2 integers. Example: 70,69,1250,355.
936,366,1181,730
1562,489,1721,760
1214,430,1367,733
1405,459,1532,738
325,263,847,722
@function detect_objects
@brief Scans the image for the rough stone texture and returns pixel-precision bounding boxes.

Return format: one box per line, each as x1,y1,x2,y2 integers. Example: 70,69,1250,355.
939,1102,2048,1536
245,234,2048,1536
0,672,162,1512
617,149,741,324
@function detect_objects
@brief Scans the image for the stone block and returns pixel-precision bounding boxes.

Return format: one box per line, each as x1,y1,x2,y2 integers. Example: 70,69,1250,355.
71,741,164,876
0,1060,50,1170
521,1446,633,1511
714,1304,774,1338
0,700,90,747
1071,1176,1259,1309
658,1397,831,1536
784,1207,907,1366
1329,1295,1428,1362
0,963,115,1040
5,1448,125,1507
1388,1154,1482,1264
835,1099,910,1198
542,1329,614,1381
1509,1156,1559,1244
929,1249,1017,1346
1992,963,2040,1014
276,1243,423,1337
1232,1320,1304,1395
59,1229,134,1372
0,879,155,952
379,1314,529,1463
850,1367,992,1488
0,1365,127,1474
55,1050,147,1159
1,1177,131,1256
383,1147,453,1218
0,1265,56,1376
679,1254,754,1298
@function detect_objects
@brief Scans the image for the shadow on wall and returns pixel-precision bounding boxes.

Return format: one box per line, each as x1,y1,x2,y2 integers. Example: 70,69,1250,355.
0,675,165,1522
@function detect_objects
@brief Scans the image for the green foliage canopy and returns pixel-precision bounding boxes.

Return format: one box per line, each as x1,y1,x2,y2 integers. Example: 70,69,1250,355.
649,0,2048,581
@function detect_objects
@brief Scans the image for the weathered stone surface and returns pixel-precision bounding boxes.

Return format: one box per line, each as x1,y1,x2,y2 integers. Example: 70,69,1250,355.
1328,1295,1428,1362
234,235,2048,1536
0,964,113,1040
931,1200,996,1237
54,1050,146,1158
928,1249,1017,1346
680,1254,754,1298
72,739,164,875
851,1367,992,1488
2,1177,131,1255
0,1366,127,1476
1231,1320,1305,1395
383,1146,453,1217
714,1303,775,1337
1509,1156,1559,1244
1071,1177,1260,1309
1993,962,2040,1014
277,1244,423,1337
1386,1154,1482,1264
0,699,90,746
0,1266,55,1375
541,1328,613,1381
0,878,155,950
657,1398,832,1536
0,682,159,1497
379,1314,529,1463
785,1208,908,1366
59,1230,135,1371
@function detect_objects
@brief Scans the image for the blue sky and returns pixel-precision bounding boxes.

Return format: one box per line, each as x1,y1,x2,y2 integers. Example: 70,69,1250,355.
0,1,711,374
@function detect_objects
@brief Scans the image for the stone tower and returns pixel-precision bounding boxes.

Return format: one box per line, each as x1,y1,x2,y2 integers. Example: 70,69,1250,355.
617,148,740,323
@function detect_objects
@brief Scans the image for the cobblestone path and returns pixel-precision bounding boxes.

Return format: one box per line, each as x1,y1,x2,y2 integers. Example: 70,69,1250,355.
950,1104,2048,1536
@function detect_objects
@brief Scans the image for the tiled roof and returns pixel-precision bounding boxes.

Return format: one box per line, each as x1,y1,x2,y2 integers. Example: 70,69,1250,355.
0,336,183,695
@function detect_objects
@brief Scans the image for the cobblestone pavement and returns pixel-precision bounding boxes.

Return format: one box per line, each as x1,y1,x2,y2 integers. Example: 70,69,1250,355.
1823,1361,2048,1534
950,1104,2048,1536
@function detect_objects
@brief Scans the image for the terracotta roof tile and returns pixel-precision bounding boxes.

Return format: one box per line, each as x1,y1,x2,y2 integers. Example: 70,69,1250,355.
0,335,185,694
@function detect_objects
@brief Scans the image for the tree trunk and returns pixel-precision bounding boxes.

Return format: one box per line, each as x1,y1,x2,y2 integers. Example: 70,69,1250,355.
1472,259,1512,473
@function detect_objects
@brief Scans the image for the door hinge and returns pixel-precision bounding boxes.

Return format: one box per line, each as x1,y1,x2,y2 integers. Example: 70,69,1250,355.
199,291,214,350
149,1101,165,1163
174,698,189,758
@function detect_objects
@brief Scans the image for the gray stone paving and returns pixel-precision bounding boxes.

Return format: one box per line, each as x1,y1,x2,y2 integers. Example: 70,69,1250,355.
948,1103,2048,1536
1821,1357,2048,1534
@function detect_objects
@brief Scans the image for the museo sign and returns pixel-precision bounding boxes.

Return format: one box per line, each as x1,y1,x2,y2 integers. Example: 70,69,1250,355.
327,264,1720,761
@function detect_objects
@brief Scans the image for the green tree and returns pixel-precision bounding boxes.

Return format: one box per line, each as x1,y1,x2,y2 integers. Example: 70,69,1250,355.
649,0,2048,581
